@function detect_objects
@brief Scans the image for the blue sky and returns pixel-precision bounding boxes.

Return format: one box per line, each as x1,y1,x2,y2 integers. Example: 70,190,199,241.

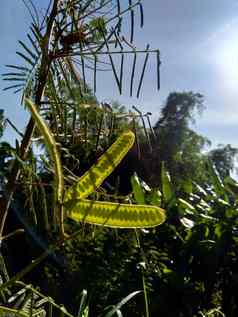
1,0,238,149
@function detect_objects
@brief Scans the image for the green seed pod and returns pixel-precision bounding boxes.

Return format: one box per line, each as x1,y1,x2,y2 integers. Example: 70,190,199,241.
64,131,135,202
65,199,166,228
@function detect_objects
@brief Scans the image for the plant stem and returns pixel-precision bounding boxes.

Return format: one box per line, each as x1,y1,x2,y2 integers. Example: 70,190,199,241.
142,272,150,317
135,229,150,317
0,0,60,239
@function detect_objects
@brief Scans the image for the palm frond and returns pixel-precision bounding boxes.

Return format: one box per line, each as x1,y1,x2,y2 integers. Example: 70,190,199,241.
2,23,43,98
22,0,40,28
3,0,161,99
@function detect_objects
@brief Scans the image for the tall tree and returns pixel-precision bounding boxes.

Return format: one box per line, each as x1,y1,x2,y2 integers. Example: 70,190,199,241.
142,92,210,187
154,91,204,157
208,144,238,179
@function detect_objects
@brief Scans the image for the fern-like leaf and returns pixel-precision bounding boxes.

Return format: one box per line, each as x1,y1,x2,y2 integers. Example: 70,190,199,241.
2,23,42,95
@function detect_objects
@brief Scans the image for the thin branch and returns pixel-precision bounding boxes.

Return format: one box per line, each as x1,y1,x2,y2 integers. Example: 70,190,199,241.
6,119,24,137
0,0,60,239
55,48,159,59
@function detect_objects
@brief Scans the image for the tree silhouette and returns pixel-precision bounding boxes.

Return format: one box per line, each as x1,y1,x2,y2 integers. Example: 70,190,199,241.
141,92,210,187
209,144,238,179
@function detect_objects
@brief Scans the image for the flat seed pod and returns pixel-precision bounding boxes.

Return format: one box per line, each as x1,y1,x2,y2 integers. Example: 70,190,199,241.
64,131,135,202
64,199,166,228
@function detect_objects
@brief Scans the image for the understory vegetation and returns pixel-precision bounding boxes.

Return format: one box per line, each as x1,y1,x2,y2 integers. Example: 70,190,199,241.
0,1,238,316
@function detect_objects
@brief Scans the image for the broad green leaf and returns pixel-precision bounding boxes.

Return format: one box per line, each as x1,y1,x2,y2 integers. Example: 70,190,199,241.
147,189,162,206
131,173,145,204
161,162,174,203
178,198,195,212
217,198,230,207
207,161,227,200
215,224,223,239
78,290,88,317
181,180,193,194
224,176,238,196
64,199,166,228
105,291,142,317
199,213,216,221
180,217,194,229
193,182,207,196
25,98,64,203
199,199,211,209
64,131,135,202
82,306,89,317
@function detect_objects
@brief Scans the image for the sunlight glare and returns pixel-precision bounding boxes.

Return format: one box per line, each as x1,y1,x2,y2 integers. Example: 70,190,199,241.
214,30,238,91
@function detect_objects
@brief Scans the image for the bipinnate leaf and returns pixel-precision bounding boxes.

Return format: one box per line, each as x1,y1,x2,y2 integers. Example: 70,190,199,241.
25,99,64,203
64,131,135,202
64,199,166,228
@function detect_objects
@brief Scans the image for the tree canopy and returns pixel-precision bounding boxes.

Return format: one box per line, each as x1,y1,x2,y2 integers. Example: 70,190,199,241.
141,91,210,187
208,144,238,179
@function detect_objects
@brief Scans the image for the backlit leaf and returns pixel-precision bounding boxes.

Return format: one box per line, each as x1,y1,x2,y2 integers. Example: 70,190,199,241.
131,173,145,204
180,217,194,229
161,162,174,203
64,199,166,228
64,131,135,202
178,198,195,212
147,189,162,206
105,291,142,317
207,161,227,200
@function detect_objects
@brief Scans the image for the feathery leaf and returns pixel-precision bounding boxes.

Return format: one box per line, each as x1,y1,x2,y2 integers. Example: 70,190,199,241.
18,40,38,61
16,51,36,67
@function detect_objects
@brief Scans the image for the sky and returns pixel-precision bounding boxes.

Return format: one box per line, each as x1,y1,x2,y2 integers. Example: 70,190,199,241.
1,0,238,149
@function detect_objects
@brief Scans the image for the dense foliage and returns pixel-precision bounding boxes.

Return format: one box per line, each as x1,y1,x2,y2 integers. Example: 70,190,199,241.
0,1,238,317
